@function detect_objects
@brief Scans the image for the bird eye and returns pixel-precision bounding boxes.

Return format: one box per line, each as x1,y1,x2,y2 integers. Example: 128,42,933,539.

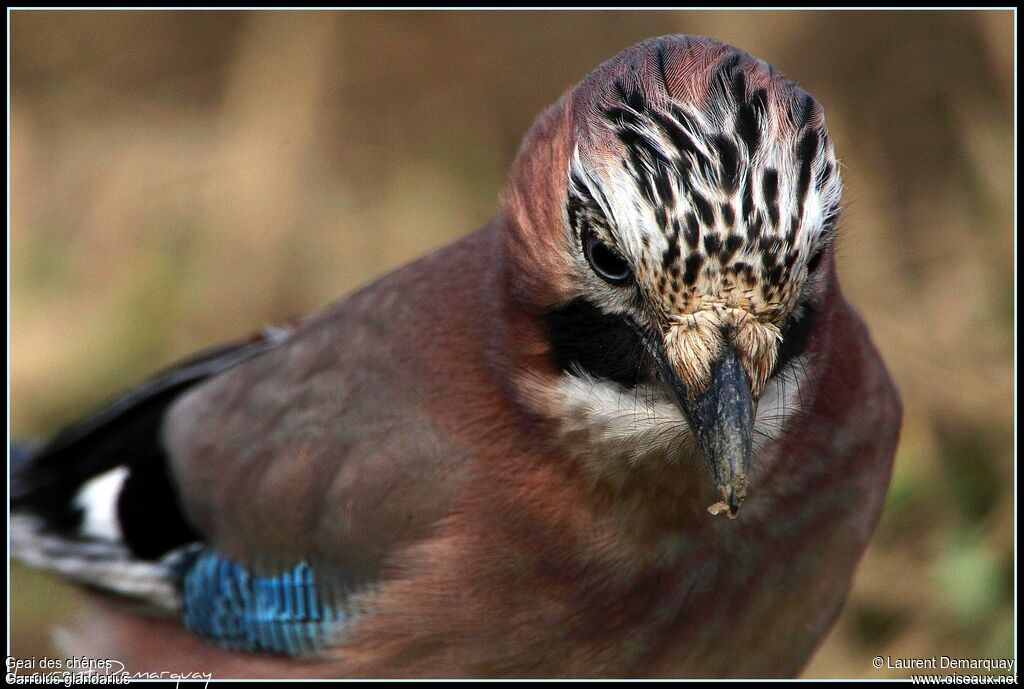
584,230,632,284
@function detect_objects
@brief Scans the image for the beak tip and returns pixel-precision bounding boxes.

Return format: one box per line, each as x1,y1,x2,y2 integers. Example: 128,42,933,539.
707,500,739,519
708,474,748,520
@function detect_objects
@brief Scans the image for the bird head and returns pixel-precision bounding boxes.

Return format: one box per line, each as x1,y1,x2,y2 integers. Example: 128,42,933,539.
502,35,842,518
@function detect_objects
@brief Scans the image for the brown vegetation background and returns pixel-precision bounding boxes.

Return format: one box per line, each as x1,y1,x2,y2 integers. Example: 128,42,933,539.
9,10,1014,679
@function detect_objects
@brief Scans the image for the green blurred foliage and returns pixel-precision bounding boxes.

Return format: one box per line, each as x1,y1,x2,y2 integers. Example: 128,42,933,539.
9,10,1014,678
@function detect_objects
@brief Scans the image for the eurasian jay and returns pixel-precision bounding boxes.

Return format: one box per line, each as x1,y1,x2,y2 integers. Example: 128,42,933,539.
10,34,901,678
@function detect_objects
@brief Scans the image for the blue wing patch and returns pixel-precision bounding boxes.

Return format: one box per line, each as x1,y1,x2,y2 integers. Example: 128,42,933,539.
180,550,355,656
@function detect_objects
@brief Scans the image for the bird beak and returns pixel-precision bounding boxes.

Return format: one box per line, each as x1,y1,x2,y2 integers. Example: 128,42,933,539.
653,341,755,518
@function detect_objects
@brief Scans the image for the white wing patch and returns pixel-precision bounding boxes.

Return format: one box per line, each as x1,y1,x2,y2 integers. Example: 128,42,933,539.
73,466,129,541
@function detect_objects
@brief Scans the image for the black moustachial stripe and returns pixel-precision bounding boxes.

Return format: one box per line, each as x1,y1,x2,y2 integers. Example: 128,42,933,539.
774,303,817,375
544,298,649,387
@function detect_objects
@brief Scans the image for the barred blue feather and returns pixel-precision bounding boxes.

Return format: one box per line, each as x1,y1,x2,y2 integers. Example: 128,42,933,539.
180,550,350,656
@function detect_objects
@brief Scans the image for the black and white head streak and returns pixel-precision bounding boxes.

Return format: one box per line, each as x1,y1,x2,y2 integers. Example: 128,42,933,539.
536,38,842,467
569,41,841,319
551,38,841,390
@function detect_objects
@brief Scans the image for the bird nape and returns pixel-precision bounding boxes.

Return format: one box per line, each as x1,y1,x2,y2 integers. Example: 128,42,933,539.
10,34,901,679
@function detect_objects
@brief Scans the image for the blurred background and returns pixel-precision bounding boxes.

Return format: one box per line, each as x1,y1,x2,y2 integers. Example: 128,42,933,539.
9,10,1014,678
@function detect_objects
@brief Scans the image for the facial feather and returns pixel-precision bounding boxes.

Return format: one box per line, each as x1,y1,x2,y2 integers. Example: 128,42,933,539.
562,37,841,396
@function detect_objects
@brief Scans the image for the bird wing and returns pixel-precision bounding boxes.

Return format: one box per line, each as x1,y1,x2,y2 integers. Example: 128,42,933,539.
162,292,470,587
12,229,495,655
155,243,487,655
12,324,294,553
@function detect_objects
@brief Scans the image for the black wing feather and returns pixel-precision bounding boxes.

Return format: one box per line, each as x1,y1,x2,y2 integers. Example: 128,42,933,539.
11,325,293,559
